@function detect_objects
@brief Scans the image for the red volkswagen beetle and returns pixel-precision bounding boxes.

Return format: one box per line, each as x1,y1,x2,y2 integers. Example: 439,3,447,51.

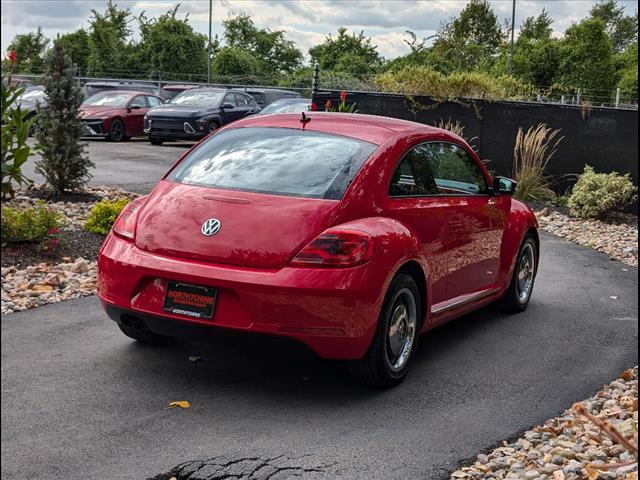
80,90,164,141
98,113,539,387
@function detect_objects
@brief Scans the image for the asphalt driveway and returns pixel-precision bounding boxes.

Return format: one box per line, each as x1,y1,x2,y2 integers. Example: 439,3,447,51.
22,138,192,194
1,233,637,480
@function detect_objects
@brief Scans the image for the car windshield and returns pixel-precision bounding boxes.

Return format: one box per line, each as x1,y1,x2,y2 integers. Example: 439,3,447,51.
170,90,225,106
82,92,131,107
259,100,309,115
168,127,377,199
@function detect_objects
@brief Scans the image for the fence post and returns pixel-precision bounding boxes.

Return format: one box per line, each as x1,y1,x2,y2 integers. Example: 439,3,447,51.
560,95,565,105
576,89,581,105
157,71,162,93
312,62,319,96
615,88,621,108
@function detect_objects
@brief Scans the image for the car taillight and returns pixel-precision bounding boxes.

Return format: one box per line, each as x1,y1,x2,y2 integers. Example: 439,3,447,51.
290,229,375,268
112,198,144,241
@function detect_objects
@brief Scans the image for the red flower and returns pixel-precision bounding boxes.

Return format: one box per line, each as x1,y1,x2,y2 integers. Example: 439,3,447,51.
340,91,348,103
47,227,60,235
8,49,17,65
325,99,333,110
309,102,318,111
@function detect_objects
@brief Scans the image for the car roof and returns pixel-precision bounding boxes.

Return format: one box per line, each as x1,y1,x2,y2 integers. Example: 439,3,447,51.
84,81,154,87
229,112,447,145
161,84,198,90
87,89,159,97
242,88,297,94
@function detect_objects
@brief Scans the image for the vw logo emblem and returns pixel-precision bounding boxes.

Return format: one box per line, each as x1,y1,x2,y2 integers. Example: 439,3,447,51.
201,218,221,236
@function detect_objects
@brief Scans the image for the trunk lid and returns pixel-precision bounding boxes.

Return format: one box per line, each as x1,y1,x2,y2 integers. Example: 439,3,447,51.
135,180,339,269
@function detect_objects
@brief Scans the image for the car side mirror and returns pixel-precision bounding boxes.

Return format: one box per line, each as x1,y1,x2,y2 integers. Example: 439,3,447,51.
221,103,235,110
493,176,517,196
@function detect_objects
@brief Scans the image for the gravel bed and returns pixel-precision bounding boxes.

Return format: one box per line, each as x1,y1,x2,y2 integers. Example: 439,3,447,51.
535,208,638,268
3,184,139,228
451,367,638,480
1,258,97,315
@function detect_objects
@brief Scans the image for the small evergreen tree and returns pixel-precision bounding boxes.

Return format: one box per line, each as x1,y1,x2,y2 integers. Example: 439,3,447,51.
35,40,93,195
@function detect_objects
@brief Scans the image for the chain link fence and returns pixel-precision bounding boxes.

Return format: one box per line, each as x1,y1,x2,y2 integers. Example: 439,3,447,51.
4,67,637,110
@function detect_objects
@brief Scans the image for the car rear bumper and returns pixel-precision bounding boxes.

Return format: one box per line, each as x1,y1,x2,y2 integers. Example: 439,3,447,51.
97,233,390,359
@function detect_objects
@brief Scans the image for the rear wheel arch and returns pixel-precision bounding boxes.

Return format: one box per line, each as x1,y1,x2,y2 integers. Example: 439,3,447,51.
526,227,540,268
396,260,427,327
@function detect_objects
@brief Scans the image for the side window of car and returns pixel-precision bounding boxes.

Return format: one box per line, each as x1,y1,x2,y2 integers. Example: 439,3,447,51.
130,96,147,108
389,146,439,197
234,93,249,106
223,94,237,107
146,96,162,107
429,143,488,195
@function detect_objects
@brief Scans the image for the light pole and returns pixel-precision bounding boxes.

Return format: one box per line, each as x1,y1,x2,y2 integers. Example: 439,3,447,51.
207,0,212,84
508,0,516,76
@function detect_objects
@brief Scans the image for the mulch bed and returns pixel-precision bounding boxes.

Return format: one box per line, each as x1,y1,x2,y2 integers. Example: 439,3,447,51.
1,229,105,269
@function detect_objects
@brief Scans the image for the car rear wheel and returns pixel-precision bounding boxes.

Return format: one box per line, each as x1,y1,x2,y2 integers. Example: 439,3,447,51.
349,273,421,388
501,235,538,312
149,138,163,145
117,317,172,345
108,119,126,142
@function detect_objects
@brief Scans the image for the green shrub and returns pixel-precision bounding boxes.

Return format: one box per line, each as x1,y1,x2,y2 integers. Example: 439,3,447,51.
1,74,36,199
374,67,535,100
568,166,637,219
1,202,64,243
84,198,130,235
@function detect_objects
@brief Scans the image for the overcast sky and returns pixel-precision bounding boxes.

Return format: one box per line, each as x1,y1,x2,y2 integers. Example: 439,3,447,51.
1,0,638,60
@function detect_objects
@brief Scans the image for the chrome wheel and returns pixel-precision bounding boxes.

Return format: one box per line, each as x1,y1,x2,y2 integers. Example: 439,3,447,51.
516,243,535,303
386,288,417,373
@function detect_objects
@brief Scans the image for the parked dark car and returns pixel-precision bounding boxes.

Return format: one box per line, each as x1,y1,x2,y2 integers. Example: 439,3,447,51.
144,88,259,145
257,97,310,115
83,81,159,98
242,88,299,108
80,90,165,141
159,84,198,100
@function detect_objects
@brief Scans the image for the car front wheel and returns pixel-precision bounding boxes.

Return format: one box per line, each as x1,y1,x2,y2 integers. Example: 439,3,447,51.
501,235,538,312
108,119,126,142
349,273,421,388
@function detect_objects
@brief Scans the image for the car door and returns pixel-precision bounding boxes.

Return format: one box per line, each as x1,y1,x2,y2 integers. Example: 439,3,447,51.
125,95,148,135
426,142,507,302
385,144,452,312
220,93,241,124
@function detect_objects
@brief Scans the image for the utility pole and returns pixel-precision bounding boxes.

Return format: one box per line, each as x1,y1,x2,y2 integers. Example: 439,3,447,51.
207,0,213,84
508,0,516,76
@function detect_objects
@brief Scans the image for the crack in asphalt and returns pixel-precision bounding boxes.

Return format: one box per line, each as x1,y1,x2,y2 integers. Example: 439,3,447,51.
147,454,336,480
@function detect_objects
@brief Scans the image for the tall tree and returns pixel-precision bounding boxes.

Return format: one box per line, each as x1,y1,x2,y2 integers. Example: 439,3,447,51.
590,0,638,52
6,27,49,73
57,29,90,73
430,0,505,72
211,47,260,78
499,10,560,88
35,40,93,195
87,1,134,77
558,18,616,93
222,15,302,75
137,5,207,79
385,31,431,71
309,27,384,76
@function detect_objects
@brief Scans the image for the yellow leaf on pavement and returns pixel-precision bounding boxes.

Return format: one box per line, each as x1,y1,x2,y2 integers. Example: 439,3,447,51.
168,401,190,409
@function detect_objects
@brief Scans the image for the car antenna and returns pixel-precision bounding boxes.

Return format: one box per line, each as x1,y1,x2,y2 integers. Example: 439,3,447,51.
300,111,311,129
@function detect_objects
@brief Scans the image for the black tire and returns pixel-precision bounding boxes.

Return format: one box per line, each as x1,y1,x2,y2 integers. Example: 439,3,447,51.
501,234,538,312
108,119,126,142
149,137,163,146
207,121,218,133
349,273,421,388
117,319,172,345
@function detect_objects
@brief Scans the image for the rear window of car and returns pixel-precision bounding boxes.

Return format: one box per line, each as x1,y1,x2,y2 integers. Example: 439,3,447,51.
167,127,377,200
